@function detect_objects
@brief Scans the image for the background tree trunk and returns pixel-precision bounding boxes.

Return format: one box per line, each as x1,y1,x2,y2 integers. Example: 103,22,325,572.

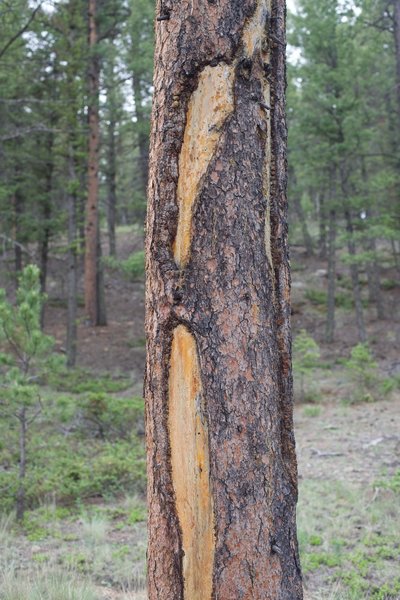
16,405,27,521
66,147,78,368
325,209,336,343
293,193,314,256
344,209,367,342
13,188,23,277
84,0,100,325
132,75,149,196
145,1,303,598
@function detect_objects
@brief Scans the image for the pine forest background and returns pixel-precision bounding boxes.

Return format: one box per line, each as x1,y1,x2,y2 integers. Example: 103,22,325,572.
0,1,399,599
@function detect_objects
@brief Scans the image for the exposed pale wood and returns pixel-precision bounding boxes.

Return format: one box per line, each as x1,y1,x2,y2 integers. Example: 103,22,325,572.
168,325,215,600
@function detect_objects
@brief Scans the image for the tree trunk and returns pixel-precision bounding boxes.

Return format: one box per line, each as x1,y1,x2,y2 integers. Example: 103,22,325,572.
16,406,27,521
96,224,107,326
38,132,54,328
106,113,117,257
393,0,400,124
13,189,23,277
344,210,367,342
365,235,384,320
317,192,327,260
145,2,303,598
132,75,149,198
293,193,314,256
325,209,336,343
84,0,100,325
66,147,78,368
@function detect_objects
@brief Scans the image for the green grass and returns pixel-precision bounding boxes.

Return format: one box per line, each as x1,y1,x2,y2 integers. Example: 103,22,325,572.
47,368,131,394
298,479,400,598
303,405,322,418
0,569,98,600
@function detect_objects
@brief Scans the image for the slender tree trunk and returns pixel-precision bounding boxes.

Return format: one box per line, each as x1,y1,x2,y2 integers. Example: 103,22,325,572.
132,75,149,197
344,210,367,342
325,209,336,343
391,238,400,276
293,194,314,256
16,406,27,521
96,224,107,326
85,0,100,325
38,133,54,327
393,0,400,124
365,235,384,320
318,192,327,260
66,148,78,368
106,114,117,257
145,2,302,598
13,190,23,277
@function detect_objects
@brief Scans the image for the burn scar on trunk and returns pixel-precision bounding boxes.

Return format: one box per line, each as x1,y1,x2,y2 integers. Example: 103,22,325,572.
173,64,235,268
168,325,215,600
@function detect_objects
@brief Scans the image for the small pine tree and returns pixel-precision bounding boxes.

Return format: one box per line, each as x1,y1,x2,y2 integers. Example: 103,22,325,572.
0,265,54,520
344,342,379,403
293,329,321,402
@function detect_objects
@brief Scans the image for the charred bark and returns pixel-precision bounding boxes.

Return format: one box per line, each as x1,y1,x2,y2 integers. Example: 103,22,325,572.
145,1,302,598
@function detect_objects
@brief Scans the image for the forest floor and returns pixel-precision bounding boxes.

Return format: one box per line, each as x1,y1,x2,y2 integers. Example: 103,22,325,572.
1,228,399,599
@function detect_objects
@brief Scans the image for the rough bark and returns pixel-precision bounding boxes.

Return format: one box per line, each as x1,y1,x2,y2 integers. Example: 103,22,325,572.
84,0,100,325
145,1,302,599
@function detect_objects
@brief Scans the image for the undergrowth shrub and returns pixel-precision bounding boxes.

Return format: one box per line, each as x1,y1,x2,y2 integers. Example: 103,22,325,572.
344,343,379,403
293,329,321,402
104,250,145,281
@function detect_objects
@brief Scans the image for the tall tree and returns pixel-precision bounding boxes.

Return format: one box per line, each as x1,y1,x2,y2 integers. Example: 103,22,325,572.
145,1,303,598
85,0,102,325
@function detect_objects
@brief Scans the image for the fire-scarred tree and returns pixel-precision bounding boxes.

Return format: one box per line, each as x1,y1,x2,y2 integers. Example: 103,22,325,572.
145,1,303,598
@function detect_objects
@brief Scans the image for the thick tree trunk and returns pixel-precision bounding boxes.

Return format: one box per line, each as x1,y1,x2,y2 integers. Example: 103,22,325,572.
84,0,100,325
145,2,302,599
325,209,336,343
